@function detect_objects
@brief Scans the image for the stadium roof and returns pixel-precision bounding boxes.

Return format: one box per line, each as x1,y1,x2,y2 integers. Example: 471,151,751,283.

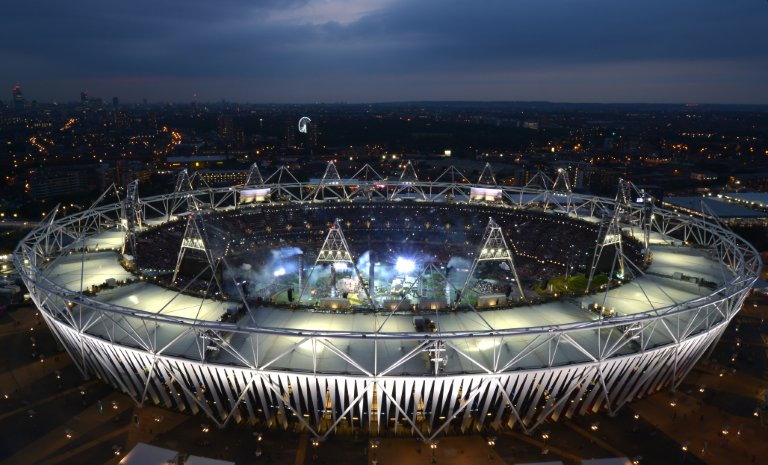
44,240,732,370
662,196,768,219
719,192,768,209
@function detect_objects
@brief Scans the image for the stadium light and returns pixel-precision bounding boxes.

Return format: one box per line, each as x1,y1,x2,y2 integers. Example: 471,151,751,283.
333,262,348,271
273,267,286,277
395,257,416,274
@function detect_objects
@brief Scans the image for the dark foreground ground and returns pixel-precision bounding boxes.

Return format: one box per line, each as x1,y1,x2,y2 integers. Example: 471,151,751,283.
0,298,766,465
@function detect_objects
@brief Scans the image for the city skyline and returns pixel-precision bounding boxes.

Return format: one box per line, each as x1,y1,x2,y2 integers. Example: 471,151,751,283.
2,0,768,104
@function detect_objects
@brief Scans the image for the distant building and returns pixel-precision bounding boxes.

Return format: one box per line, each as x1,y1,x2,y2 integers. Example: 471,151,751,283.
112,96,119,108
29,168,92,200
114,111,130,129
553,161,591,190
304,119,318,149
12,84,24,112
99,160,151,188
589,166,627,195
197,169,248,186
283,120,296,148
690,171,718,182
718,192,768,212
662,196,768,227
729,172,768,191
80,91,88,103
165,154,228,169
218,114,234,141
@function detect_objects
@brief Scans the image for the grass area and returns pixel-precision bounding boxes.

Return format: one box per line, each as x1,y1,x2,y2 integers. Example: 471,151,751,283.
536,273,609,297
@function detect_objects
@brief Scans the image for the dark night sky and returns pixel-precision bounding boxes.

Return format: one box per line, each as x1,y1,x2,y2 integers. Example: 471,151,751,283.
2,0,768,104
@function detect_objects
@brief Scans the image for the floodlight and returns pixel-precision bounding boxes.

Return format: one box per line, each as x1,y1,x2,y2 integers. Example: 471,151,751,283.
395,257,416,274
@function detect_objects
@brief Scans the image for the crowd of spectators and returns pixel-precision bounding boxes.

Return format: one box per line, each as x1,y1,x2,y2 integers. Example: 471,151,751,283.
132,202,644,299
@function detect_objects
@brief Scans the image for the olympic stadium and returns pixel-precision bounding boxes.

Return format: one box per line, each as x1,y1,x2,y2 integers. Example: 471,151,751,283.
13,162,760,442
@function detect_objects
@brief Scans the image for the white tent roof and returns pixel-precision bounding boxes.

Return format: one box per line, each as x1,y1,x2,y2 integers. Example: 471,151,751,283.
118,443,178,465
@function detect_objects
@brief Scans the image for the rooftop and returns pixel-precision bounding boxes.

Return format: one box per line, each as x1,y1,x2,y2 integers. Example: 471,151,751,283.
662,196,768,219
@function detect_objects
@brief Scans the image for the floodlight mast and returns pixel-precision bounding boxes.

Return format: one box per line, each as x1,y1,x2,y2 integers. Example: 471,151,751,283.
520,170,552,207
586,182,647,306
641,191,655,263
122,180,142,257
586,213,625,295
391,161,426,200
172,212,226,297
615,178,655,264
244,162,264,186
314,162,346,201
171,169,199,218
551,168,576,216
459,217,526,303
477,163,497,185
297,219,376,309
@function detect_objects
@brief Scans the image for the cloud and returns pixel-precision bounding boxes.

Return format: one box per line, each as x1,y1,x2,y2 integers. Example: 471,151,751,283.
1,0,767,103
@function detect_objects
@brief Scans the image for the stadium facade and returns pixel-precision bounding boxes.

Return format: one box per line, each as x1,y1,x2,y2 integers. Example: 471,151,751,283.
14,162,760,442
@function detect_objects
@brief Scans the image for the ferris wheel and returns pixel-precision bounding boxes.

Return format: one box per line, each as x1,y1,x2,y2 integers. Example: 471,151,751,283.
298,116,311,133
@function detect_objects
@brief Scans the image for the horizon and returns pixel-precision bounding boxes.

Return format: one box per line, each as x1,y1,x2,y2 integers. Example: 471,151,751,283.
6,92,768,108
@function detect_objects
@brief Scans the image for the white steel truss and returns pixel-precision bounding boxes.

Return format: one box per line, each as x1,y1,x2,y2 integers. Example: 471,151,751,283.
171,212,226,297
121,180,142,257
244,162,264,186
391,161,426,200
585,211,644,305
478,163,497,185
314,162,346,201
550,168,576,216
460,217,526,301
171,169,199,215
298,219,375,308
12,165,760,443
